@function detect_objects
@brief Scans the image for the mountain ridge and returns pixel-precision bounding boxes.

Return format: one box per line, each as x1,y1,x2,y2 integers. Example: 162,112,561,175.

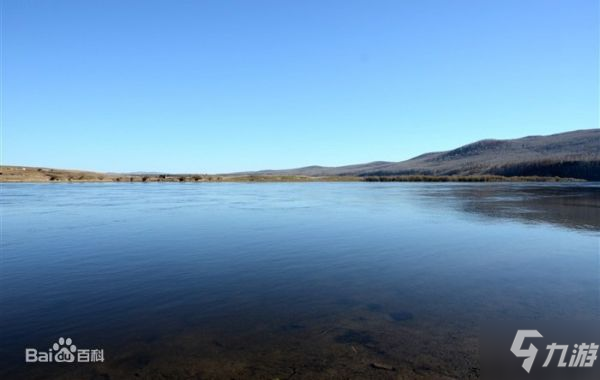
233,129,599,180
2,129,598,181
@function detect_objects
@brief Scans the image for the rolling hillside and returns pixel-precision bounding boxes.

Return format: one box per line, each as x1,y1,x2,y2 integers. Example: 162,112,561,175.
2,130,598,181
241,129,600,180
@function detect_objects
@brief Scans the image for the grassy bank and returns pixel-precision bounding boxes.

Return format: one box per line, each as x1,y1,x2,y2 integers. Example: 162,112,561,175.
0,166,585,183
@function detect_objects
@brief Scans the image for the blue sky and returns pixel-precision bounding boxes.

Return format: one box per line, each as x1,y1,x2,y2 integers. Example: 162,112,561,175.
3,0,598,173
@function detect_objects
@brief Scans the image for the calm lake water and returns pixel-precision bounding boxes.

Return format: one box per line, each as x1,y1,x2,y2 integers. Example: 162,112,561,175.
1,183,598,379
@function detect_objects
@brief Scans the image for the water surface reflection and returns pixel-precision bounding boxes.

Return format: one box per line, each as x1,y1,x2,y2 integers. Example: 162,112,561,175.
1,183,598,379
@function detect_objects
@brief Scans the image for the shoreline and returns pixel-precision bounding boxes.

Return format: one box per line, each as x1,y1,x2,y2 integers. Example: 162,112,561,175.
0,176,584,184
0,166,586,183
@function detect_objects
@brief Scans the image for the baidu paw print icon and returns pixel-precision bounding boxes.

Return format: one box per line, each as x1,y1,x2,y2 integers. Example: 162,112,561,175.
53,337,76,362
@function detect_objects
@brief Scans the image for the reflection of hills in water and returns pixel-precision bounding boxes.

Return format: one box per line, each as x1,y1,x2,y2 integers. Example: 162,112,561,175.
423,184,600,231
2,183,598,379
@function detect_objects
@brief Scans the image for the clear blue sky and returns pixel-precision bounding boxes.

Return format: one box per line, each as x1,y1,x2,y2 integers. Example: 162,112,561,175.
3,0,598,173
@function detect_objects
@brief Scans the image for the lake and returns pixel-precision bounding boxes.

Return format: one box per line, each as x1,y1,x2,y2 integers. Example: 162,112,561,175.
1,182,598,379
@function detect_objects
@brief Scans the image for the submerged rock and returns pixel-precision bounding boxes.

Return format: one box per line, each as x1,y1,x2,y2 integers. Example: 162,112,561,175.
334,330,374,345
366,303,383,311
371,362,396,371
389,311,414,321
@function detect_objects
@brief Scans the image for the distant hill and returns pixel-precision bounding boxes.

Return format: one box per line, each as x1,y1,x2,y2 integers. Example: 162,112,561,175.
2,129,598,182
238,129,600,180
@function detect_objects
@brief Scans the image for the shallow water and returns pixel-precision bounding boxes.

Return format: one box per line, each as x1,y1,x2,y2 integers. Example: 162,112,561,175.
1,182,598,379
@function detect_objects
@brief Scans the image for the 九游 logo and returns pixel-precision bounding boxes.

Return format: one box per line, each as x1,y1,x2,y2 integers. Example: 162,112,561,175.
511,330,543,373
511,329,598,373
25,337,104,363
